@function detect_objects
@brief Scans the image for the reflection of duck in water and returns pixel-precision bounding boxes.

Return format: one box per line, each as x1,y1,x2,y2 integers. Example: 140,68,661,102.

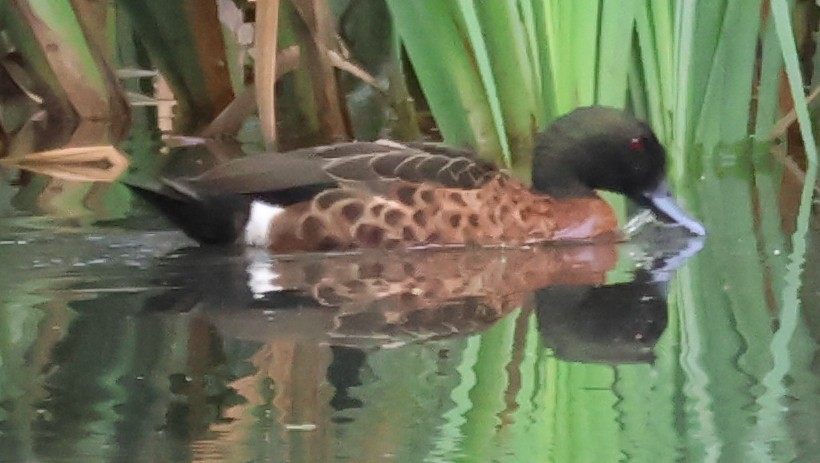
145,243,617,344
537,232,702,364
536,268,668,364
144,233,702,363
128,107,704,252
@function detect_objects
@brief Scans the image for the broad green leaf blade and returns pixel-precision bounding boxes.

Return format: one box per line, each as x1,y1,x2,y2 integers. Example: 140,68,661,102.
596,0,637,108
693,0,762,148
634,4,665,135
473,0,541,162
385,0,502,159
456,0,512,166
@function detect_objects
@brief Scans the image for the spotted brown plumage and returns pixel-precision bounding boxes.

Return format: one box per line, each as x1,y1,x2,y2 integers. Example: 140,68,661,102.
126,106,705,251
254,243,618,311
259,175,616,252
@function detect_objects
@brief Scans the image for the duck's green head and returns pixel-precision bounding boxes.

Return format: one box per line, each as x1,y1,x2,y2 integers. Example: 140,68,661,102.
532,106,705,236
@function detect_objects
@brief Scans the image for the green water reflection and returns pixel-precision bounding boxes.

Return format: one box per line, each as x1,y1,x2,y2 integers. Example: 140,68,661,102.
1,133,820,463
0,101,820,462
3,0,819,460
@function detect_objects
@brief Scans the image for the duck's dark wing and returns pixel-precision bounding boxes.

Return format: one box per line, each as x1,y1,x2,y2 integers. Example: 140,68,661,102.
324,141,497,189
192,155,334,195
189,141,498,199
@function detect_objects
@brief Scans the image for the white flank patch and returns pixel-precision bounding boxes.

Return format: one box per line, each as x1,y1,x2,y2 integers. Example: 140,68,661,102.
244,200,283,247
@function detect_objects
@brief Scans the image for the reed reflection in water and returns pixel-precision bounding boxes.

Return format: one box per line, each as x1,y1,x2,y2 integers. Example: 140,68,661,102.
0,217,701,462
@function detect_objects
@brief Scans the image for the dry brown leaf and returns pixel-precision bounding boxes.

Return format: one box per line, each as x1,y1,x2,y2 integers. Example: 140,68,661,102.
8,0,128,121
276,44,301,79
255,0,282,145
289,0,349,141
200,45,301,138
203,1,375,142
115,68,159,79
125,91,176,107
771,85,820,138
201,43,382,138
183,0,235,118
1,145,129,182
0,57,44,104
162,135,208,148
327,49,385,93
199,88,256,138
770,141,820,197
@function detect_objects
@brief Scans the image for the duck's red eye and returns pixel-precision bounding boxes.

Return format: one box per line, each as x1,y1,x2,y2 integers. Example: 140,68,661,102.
629,137,646,150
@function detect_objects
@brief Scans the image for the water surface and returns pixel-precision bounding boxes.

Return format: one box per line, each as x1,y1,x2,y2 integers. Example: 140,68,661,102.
1,131,820,463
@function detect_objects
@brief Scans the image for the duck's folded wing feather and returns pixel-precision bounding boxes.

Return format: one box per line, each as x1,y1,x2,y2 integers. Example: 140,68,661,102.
192,155,332,194
189,141,497,196
324,144,497,189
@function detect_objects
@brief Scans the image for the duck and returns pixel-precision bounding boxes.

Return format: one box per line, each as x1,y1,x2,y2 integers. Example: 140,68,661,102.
126,106,706,252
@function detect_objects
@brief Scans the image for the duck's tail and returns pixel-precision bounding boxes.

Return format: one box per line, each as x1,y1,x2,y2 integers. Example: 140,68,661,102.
125,179,255,246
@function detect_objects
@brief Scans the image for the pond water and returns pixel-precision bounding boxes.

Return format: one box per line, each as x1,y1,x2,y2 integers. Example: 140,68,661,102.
2,125,820,463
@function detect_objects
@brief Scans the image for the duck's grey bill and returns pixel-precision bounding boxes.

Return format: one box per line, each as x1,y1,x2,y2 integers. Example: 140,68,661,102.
642,182,707,236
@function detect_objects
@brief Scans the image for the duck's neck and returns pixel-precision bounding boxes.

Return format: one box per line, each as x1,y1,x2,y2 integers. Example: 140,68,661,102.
531,127,600,199
531,155,596,199
531,171,594,198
